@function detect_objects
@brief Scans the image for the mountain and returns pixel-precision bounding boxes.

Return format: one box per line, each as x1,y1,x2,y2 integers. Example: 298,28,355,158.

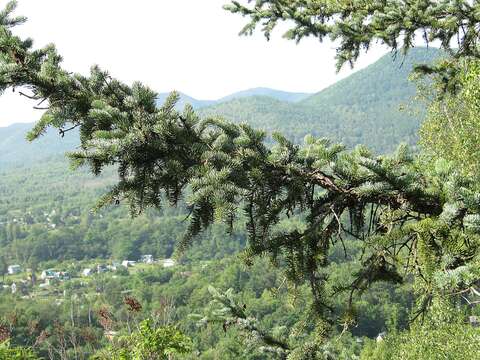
155,92,216,109
218,87,311,103
301,48,440,109
155,87,312,109
1,47,442,168
0,123,78,168
198,95,313,140
199,47,443,153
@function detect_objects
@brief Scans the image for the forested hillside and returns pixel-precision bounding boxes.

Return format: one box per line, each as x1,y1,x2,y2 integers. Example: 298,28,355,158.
217,87,311,103
0,124,78,168
0,48,441,261
0,47,440,168
0,160,245,263
200,47,442,152
154,92,216,109
0,46,442,359
0,45,452,360
154,87,311,109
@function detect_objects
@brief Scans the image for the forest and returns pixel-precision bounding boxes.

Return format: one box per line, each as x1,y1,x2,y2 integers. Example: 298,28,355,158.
1,0,480,359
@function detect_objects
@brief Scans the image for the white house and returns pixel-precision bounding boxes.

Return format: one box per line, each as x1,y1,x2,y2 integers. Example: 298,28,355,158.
163,259,175,268
97,264,108,273
41,269,57,280
7,265,21,275
376,331,387,342
122,260,136,268
82,268,93,277
469,315,479,327
106,261,121,271
141,255,154,264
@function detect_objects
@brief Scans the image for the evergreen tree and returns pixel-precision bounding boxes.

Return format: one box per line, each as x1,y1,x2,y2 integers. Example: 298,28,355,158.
1,1,480,357
0,341,39,360
224,0,479,89
419,59,480,176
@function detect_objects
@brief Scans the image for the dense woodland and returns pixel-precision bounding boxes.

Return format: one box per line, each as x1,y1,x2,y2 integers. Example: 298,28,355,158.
1,0,480,359
0,147,415,359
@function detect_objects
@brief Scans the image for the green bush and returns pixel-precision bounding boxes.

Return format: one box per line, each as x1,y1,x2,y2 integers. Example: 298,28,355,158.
360,323,480,360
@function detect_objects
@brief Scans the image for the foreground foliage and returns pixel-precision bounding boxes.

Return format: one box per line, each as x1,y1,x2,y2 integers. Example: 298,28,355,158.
1,0,480,358
92,320,191,360
0,255,412,359
420,59,480,177
361,322,480,360
0,341,39,360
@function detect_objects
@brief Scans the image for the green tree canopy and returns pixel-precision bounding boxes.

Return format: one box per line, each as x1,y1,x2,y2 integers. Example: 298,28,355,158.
92,319,192,360
420,59,480,176
0,341,39,360
225,1,479,72
1,1,480,352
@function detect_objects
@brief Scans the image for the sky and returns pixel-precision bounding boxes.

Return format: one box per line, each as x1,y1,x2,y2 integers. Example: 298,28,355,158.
0,0,388,127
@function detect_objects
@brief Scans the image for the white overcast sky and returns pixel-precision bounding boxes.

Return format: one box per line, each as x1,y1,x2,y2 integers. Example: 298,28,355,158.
0,0,388,127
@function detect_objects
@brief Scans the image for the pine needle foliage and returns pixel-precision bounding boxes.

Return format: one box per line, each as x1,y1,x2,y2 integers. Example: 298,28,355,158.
1,1,480,332
194,286,290,359
420,59,480,176
224,0,480,90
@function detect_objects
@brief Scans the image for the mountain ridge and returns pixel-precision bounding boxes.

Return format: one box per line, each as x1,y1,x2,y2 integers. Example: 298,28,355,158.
154,87,312,109
198,47,443,152
0,47,443,167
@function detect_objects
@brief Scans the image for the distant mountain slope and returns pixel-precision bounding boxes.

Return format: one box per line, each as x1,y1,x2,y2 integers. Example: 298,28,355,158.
219,87,311,103
155,92,216,109
200,47,443,153
198,95,313,139
1,47,442,168
301,48,441,109
155,87,312,109
0,123,78,168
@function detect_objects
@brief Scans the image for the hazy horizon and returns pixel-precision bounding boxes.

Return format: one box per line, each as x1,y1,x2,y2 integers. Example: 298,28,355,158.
0,86,312,128
0,0,389,127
